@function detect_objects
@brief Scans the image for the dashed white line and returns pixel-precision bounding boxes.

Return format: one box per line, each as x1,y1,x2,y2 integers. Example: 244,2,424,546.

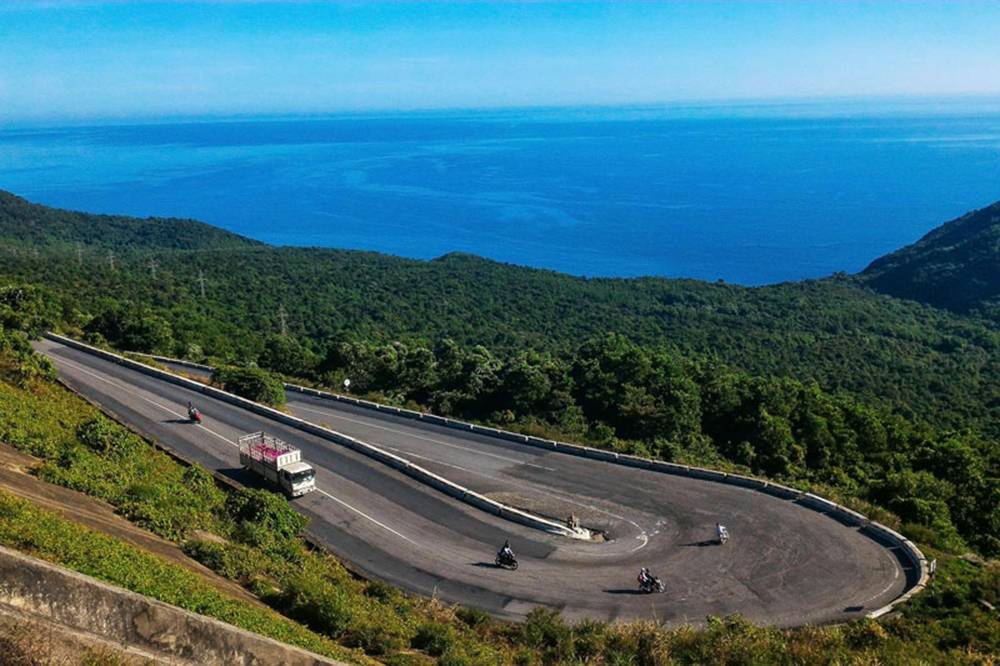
52,355,233,446
51,352,420,546
315,489,418,545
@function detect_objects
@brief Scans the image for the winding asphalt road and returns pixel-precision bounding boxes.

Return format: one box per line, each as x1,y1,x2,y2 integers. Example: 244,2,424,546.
35,338,914,626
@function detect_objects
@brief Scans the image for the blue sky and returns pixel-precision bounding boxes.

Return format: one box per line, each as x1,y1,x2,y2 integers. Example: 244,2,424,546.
2,1,999,122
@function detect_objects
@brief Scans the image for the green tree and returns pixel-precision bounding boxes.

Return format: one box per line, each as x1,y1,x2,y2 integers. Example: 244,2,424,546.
213,365,286,407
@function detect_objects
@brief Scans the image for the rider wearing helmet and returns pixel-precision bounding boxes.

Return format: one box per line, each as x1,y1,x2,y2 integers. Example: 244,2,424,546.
716,522,730,543
500,539,514,561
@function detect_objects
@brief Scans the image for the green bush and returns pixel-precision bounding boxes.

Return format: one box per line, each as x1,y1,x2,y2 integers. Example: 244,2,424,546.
412,621,457,657
213,364,286,407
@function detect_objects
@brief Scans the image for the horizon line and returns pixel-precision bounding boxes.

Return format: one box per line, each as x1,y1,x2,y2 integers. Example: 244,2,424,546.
5,91,1000,130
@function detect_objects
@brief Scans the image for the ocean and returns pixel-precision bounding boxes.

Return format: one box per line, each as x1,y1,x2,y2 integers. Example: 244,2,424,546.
2,102,999,285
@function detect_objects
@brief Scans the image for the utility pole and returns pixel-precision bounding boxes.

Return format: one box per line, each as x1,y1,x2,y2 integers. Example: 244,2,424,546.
148,258,158,280
278,303,288,337
197,270,207,299
107,250,115,271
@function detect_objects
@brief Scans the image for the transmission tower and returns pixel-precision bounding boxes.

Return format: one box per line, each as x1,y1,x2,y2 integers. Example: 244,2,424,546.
197,270,207,299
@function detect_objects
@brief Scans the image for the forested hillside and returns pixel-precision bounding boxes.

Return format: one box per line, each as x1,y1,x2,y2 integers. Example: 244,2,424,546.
863,200,1000,320
0,252,1000,666
3,238,998,439
0,190,259,252
2,191,998,557
1,191,999,662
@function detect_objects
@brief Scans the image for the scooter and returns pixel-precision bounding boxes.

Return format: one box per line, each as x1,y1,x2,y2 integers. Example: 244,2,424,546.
639,575,665,594
495,550,518,570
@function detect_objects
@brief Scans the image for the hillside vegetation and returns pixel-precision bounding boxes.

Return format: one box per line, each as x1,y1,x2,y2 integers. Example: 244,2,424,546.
863,200,1000,320
0,190,259,252
1,290,997,666
2,191,998,440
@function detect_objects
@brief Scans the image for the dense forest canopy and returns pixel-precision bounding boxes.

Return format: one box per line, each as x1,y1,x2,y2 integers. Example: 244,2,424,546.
2,191,998,438
0,190,259,252
1,191,997,558
862,200,1000,321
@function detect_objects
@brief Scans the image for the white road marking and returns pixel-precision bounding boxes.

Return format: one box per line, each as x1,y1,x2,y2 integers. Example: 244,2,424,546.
376,441,650,552
292,402,556,471
50,351,419,547
52,355,233,445
859,547,901,605
316,489,418,545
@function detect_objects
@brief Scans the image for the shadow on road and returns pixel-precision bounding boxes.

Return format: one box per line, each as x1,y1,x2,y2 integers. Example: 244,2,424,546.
680,540,718,547
470,562,500,569
217,467,262,488
603,589,645,595
162,418,196,425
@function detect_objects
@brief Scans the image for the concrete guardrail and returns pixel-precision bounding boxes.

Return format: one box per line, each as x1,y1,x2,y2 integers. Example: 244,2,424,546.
44,334,584,540
280,374,931,619
108,343,930,617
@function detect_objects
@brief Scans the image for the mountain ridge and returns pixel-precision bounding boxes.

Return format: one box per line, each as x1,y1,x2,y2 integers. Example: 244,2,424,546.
0,190,259,252
862,200,1000,319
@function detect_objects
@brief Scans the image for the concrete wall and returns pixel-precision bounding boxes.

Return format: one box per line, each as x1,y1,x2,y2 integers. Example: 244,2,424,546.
0,545,344,666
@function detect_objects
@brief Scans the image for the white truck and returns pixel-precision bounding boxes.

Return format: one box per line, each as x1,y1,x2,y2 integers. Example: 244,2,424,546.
238,432,317,497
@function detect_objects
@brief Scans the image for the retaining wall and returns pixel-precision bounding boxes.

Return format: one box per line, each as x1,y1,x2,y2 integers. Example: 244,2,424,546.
0,545,343,665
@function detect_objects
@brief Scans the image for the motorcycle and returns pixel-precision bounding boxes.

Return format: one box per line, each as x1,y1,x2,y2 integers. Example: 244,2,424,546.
188,407,203,424
639,575,665,594
495,550,518,570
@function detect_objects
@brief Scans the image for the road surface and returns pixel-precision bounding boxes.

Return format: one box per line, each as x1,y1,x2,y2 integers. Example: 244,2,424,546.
36,339,914,625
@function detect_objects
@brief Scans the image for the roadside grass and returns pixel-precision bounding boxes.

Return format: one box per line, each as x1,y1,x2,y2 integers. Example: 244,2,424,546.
0,489,363,665
0,337,997,665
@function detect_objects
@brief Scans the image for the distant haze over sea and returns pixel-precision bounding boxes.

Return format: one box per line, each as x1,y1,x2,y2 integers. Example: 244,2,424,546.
2,100,999,285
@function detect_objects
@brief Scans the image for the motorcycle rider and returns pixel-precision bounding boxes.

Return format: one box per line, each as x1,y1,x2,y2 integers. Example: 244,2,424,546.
716,522,730,544
499,539,515,563
637,567,651,588
187,401,201,421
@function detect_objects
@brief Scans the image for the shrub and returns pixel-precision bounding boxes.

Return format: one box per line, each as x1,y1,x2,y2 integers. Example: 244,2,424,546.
213,364,286,407
412,621,456,657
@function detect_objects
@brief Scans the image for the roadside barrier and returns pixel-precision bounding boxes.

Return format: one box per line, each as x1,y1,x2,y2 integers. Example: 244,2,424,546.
281,377,931,619
102,342,931,617
43,334,584,539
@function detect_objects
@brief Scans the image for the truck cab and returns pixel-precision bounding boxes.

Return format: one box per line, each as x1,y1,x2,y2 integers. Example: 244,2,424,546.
280,461,317,497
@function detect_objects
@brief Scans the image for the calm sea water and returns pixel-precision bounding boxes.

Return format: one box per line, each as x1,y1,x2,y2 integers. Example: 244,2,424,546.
2,104,1000,284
